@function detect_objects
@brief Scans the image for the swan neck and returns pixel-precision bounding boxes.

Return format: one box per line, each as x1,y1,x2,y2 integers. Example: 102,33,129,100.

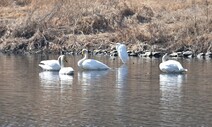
57,56,61,61
78,52,88,67
162,54,168,62
116,44,120,50
59,56,65,68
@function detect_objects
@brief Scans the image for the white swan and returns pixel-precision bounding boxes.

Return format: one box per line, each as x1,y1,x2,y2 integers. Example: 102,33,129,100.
159,53,187,73
77,49,110,70
116,43,129,64
59,55,74,75
39,56,61,71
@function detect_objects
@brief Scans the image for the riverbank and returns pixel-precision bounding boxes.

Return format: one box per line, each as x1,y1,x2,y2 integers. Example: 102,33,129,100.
0,0,211,56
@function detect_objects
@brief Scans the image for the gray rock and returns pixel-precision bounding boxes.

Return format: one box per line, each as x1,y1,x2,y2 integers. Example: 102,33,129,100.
169,52,178,57
152,52,161,58
206,52,212,58
93,49,102,55
197,53,205,58
144,51,152,57
129,52,138,57
183,51,193,58
138,53,146,57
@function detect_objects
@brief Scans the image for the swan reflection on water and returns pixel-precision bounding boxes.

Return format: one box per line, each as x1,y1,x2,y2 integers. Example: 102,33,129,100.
39,71,59,84
159,73,187,90
159,73,187,124
39,71,73,90
78,70,109,86
159,73,187,99
116,64,128,88
115,64,129,106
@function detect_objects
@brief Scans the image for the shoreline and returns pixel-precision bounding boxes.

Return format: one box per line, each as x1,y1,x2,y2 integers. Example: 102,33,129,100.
0,44,211,59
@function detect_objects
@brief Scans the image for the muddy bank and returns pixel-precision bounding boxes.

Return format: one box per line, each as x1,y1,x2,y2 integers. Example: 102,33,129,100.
0,0,211,57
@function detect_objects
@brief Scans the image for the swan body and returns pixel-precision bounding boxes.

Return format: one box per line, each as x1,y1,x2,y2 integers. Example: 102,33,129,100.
78,49,110,70
39,56,61,71
116,43,129,64
59,67,74,75
159,53,187,73
59,55,74,75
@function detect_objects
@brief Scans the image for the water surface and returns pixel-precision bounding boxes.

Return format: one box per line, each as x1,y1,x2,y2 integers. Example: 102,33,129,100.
0,54,212,127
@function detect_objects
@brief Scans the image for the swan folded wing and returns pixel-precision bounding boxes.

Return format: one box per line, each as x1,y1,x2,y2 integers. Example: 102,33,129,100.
59,67,74,75
117,44,129,64
160,60,184,73
169,60,187,72
82,59,110,70
39,60,61,71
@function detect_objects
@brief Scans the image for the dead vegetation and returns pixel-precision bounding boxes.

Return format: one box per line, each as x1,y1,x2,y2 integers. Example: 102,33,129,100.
0,0,211,54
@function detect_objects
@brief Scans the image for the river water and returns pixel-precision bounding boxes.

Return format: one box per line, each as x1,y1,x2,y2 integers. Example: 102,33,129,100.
0,54,212,127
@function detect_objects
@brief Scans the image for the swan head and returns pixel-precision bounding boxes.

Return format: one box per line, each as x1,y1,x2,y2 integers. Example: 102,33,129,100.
82,49,88,55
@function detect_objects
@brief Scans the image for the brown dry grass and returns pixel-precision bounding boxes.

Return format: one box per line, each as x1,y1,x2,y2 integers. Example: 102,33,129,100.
0,0,211,53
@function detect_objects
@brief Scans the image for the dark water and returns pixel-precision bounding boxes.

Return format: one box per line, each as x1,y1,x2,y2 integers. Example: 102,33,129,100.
0,54,212,127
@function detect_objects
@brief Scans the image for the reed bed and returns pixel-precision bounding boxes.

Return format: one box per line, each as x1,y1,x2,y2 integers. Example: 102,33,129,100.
0,0,211,54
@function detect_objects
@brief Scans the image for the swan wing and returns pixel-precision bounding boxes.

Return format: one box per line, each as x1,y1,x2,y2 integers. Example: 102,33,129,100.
168,60,187,72
39,60,61,71
117,44,129,64
82,59,110,70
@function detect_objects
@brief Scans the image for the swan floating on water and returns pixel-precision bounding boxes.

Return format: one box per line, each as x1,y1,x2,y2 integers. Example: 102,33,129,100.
159,53,187,73
116,43,129,64
77,49,110,70
59,55,74,75
39,56,61,71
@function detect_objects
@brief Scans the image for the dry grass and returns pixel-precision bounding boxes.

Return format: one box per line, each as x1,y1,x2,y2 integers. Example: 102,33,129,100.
0,0,211,53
